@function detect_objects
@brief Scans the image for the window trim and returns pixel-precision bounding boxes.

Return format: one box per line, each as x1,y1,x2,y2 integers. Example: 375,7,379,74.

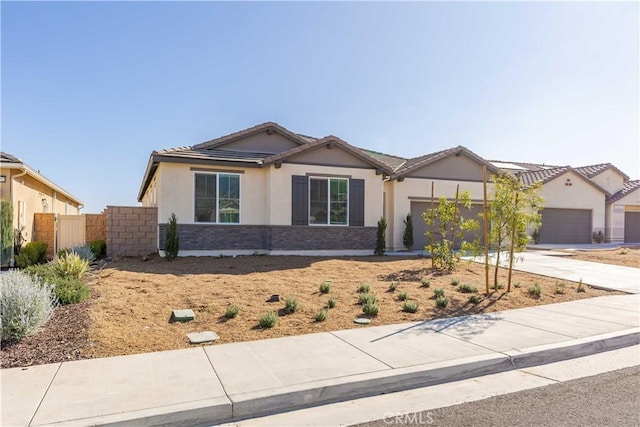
308,176,349,226
193,171,241,224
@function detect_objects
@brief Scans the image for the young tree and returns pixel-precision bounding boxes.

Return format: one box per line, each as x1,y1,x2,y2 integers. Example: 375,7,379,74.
374,217,387,256
403,213,414,250
1,201,13,267
423,188,479,271
487,173,544,291
165,213,179,261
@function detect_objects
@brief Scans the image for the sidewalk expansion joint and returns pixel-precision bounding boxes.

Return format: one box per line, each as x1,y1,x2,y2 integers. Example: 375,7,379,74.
328,332,394,369
203,347,233,400
28,362,63,427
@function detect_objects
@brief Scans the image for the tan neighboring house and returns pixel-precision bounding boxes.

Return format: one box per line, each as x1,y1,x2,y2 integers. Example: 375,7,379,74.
0,152,83,247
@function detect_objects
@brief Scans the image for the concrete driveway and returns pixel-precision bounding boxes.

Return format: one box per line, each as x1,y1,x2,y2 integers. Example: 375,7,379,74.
485,251,640,294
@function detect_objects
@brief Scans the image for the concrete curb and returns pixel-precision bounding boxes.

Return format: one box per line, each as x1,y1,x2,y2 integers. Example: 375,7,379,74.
221,327,640,425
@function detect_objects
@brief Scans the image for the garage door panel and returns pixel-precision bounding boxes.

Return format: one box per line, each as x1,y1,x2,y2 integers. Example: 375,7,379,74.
410,202,484,250
624,212,640,243
540,208,591,244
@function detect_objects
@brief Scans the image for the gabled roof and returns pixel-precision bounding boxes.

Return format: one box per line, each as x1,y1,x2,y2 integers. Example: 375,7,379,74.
519,165,609,195
607,180,640,203
354,148,407,172
0,151,84,206
392,145,500,179
261,136,392,173
575,163,630,182
193,121,311,151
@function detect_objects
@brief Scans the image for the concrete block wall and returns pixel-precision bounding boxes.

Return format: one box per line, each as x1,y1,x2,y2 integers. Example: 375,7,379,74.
106,206,158,257
33,213,56,259
85,213,106,242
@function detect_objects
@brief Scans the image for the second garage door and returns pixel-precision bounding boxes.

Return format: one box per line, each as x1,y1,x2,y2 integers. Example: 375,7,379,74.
410,202,484,250
539,208,592,244
624,211,640,243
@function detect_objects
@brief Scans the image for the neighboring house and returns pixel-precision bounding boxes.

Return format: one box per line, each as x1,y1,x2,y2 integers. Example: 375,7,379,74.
138,122,390,256
139,122,639,256
0,152,84,245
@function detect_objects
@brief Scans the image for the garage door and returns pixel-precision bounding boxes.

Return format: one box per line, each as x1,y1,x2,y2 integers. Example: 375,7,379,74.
410,202,484,250
539,208,591,244
624,212,640,243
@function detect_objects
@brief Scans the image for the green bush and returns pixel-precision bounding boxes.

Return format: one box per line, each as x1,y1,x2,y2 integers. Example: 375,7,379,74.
358,293,377,306
258,311,278,328
468,294,481,304
224,305,240,319
457,283,478,293
397,291,409,301
388,282,398,292
362,302,379,316
88,239,106,258
375,217,387,256
60,245,95,263
420,278,431,288
402,300,419,313
450,278,460,286
435,296,449,308
52,252,88,279
165,213,179,260
433,287,445,298
319,281,332,294
0,200,12,266
15,241,48,268
528,283,542,297
1,270,57,342
555,282,565,295
284,295,300,314
314,310,328,322
357,284,370,293
25,264,89,305
577,279,587,293
326,297,337,309
403,213,414,250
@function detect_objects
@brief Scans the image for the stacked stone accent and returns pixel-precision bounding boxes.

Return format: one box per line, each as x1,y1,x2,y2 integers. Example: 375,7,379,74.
33,213,56,259
106,206,157,257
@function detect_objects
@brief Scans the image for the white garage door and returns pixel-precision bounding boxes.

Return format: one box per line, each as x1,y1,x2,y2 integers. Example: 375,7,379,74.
539,208,591,244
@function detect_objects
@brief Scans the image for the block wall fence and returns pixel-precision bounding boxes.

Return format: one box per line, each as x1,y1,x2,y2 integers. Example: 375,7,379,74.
105,206,158,257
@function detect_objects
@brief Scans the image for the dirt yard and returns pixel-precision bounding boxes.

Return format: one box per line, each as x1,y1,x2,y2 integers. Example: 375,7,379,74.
561,247,640,267
85,255,622,359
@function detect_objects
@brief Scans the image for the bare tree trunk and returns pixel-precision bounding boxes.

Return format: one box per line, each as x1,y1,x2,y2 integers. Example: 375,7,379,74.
450,185,460,246
430,181,435,270
483,166,489,295
507,188,520,292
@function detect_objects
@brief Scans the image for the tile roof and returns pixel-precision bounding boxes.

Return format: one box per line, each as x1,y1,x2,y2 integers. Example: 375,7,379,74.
155,148,273,164
393,146,500,178
355,148,407,171
607,180,640,203
0,152,22,164
574,163,630,182
193,122,310,150
519,166,571,187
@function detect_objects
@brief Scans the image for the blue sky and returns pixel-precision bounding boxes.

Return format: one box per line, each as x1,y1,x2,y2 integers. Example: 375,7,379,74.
2,1,638,213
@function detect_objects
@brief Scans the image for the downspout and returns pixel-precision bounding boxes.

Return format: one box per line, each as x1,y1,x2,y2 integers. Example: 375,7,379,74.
10,167,27,267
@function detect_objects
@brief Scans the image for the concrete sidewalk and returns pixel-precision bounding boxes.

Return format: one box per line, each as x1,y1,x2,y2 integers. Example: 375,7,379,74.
486,251,640,294
2,294,639,427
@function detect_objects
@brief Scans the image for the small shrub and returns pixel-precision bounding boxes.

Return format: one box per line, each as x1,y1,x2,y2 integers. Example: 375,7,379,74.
468,294,481,304
618,248,629,255
435,296,449,308
402,300,419,313
457,283,478,293
577,279,586,293
358,293,377,306
514,282,522,288
362,302,379,316
388,282,398,292
357,284,370,293
1,270,57,342
68,245,96,263
224,305,240,319
433,287,445,298
258,311,278,328
52,252,88,279
284,295,300,314
374,217,387,256
528,283,542,297
592,230,604,244
420,278,431,288
15,241,48,268
326,297,337,309
319,281,332,294
0,200,12,267
314,310,328,322
450,278,460,286
555,282,565,295
403,213,414,250
397,291,409,301
165,213,179,260
52,277,90,305
495,283,505,290
88,239,107,259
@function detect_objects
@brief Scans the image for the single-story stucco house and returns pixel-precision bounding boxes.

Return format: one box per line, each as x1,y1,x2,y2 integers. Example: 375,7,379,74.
0,151,84,245
138,122,639,256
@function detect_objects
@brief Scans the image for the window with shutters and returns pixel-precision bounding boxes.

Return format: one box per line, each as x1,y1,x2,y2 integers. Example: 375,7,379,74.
309,177,348,225
194,173,240,223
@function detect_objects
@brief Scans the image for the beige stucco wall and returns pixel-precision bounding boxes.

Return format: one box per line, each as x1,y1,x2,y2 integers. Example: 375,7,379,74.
387,178,489,251
1,168,81,243
589,169,625,195
605,188,640,243
541,171,606,234
154,162,268,225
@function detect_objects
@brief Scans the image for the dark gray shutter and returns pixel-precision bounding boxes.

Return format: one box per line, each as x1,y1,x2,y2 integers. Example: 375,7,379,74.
291,175,309,225
349,179,365,226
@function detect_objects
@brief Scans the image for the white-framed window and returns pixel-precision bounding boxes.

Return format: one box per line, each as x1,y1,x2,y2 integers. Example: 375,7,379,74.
194,172,240,223
309,177,348,225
